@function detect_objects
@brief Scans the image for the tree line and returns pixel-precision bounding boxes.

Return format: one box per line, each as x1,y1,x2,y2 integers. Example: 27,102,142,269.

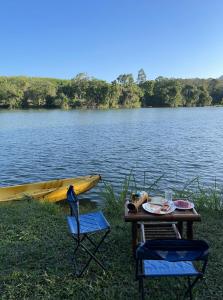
0,69,223,109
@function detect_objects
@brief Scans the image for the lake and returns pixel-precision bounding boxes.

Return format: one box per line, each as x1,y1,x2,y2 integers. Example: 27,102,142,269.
0,107,223,202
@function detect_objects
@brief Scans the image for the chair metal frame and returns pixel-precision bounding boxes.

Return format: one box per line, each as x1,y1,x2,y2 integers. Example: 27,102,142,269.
67,185,110,277
136,239,209,300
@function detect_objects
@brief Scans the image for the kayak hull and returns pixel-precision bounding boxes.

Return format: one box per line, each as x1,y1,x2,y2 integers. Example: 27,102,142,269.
0,175,101,202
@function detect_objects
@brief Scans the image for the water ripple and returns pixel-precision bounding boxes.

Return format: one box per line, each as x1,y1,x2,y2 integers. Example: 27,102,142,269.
0,107,223,201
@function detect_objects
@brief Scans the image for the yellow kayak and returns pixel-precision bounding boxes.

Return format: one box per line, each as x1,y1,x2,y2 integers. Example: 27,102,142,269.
0,175,101,203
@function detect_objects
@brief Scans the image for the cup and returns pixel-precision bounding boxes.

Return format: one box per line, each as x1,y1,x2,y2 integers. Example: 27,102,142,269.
165,190,173,203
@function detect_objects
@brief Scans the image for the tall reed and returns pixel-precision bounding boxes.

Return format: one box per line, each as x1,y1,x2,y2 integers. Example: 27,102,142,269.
100,173,134,217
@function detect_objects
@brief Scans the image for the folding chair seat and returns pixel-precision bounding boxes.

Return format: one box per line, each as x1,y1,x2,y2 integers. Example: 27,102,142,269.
67,211,109,235
136,239,209,300
66,185,110,277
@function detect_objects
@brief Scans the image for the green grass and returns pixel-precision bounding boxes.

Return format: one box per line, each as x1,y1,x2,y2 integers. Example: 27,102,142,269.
173,177,223,211
0,193,223,299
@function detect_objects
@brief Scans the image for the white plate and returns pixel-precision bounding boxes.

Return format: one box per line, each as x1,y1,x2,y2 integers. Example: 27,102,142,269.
150,196,166,205
142,202,176,215
174,200,194,210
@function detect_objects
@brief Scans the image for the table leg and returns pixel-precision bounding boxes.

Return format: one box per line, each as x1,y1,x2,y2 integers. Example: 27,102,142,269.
131,222,138,257
186,221,193,239
177,221,183,238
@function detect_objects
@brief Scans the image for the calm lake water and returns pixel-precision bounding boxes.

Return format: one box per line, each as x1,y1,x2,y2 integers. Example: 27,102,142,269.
0,107,223,202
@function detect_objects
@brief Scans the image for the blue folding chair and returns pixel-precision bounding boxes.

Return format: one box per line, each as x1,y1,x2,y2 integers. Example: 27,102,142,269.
136,239,209,300
66,185,110,277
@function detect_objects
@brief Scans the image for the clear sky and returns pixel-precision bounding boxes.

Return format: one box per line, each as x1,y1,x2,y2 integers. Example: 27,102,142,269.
0,0,223,81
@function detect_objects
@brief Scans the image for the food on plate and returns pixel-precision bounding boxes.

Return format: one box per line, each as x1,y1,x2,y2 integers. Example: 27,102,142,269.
174,200,190,208
161,203,170,212
149,203,170,213
150,204,161,213
143,201,175,214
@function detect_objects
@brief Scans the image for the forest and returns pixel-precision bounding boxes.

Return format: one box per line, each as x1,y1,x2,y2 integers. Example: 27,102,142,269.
0,69,223,109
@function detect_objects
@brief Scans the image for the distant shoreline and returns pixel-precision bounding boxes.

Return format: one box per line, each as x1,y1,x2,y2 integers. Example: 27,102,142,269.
1,105,223,111
1,74,223,109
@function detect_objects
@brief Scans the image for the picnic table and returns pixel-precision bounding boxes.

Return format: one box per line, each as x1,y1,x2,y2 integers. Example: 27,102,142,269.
124,200,201,255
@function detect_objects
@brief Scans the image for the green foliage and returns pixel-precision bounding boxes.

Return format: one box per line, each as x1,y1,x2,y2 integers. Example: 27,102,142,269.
25,79,57,108
86,80,110,108
153,78,182,107
118,83,142,108
197,86,212,106
116,74,134,85
137,68,147,84
140,80,154,106
181,84,199,106
0,78,23,109
173,177,223,211
100,174,133,217
108,82,121,108
208,79,223,104
0,72,222,109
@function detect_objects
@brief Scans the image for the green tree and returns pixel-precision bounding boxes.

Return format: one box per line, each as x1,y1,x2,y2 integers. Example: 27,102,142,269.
86,80,110,108
208,79,223,105
181,84,199,106
24,80,57,107
0,79,23,109
118,84,142,108
153,78,182,107
70,73,90,101
164,80,182,107
108,81,121,108
53,93,70,109
140,80,154,107
0,74,222,110
197,86,212,106
137,68,147,84
116,74,134,85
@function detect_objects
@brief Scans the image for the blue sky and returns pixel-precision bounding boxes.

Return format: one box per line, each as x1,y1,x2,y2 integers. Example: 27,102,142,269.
0,0,223,81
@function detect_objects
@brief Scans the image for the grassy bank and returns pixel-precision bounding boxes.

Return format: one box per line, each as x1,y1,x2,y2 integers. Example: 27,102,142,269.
0,196,223,299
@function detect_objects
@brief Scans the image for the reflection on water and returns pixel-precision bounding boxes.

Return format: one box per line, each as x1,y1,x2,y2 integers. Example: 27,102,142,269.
0,107,223,202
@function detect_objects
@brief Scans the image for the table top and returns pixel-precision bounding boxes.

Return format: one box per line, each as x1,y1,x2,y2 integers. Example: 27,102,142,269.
124,201,201,222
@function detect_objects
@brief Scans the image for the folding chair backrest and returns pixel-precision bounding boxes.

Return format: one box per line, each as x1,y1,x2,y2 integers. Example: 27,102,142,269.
136,239,209,262
67,185,80,237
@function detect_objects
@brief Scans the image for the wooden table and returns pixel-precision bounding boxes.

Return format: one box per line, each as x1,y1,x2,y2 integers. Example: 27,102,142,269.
124,201,201,255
